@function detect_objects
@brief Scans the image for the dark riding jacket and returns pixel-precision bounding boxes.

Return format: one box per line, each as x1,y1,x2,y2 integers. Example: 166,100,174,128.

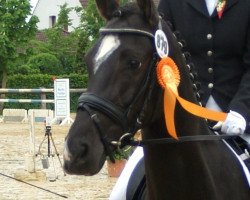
158,0,250,125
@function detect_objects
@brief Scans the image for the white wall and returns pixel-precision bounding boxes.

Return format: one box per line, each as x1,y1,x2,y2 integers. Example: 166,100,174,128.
33,0,82,32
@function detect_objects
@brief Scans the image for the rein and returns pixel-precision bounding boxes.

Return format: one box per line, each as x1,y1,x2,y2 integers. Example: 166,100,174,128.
111,132,239,148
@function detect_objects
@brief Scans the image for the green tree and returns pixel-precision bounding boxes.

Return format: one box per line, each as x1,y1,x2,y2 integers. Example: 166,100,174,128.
42,3,80,74
56,3,73,31
75,0,105,72
0,0,38,111
27,53,62,75
7,39,52,75
9,3,80,75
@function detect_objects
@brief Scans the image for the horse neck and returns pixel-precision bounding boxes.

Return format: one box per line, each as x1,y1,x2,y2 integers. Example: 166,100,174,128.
142,68,250,199
141,53,219,199
151,52,209,138
175,67,208,137
139,22,250,199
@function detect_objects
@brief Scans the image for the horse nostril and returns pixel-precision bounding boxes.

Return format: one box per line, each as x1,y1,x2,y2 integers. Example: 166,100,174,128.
79,143,89,159
63,162,69,172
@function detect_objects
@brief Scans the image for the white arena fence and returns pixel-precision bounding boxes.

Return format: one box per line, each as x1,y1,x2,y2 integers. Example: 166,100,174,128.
0,85,86,124
0,88,85,104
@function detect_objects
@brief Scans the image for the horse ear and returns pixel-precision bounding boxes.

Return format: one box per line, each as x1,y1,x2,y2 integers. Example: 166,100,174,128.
95,0,120,20
137,0,159,27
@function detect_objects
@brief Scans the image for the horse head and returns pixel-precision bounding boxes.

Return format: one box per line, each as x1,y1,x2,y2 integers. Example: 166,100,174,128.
63,0,164,175
63,0,197,175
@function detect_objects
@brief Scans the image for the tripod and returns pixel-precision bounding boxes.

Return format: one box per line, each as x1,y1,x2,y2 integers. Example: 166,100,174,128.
36,125,66,177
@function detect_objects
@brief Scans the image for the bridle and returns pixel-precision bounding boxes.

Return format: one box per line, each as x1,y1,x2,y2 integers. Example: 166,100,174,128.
77,27,158,162
77,26,238,162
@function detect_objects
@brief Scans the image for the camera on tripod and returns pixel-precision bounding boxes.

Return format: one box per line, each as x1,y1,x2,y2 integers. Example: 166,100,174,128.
36,117,54,165
35,116,66,177
45,117,52,134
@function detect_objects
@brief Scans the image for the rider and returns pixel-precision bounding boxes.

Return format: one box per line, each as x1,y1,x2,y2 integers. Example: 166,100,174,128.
158,0,250,134
110,0,250,199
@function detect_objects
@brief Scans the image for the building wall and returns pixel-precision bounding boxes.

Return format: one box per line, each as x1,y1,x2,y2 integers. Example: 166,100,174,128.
33,0,160,32
33,0,82,32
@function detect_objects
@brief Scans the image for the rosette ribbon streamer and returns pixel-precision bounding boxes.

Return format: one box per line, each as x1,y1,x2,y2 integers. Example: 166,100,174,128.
156,57,227,139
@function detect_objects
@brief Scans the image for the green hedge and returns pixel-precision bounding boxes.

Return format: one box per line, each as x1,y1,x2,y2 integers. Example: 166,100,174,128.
4,73,88,111
27,53,62,75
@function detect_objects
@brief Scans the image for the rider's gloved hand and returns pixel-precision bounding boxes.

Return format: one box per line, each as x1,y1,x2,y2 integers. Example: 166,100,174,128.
213,110,246,135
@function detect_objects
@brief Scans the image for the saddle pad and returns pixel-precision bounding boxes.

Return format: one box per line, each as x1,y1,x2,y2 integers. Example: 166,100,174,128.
240,134,250,145
223,138,250,187
126,157,146,200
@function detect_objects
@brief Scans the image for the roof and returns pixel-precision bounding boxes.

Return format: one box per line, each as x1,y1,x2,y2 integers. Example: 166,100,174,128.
35,30,69,42
154,0,160,6
35,31,47,42
79,0,88,7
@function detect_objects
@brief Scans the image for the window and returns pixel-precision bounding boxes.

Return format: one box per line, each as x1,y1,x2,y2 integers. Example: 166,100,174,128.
49,16,56,28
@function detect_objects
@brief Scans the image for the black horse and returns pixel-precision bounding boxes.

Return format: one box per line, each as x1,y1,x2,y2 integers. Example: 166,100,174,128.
63,0,250,199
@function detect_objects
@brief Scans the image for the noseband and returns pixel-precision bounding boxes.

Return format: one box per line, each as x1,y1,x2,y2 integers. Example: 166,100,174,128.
77,27,158,162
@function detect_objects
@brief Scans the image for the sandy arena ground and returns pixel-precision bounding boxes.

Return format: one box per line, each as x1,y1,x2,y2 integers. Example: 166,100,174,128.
0,121,118,200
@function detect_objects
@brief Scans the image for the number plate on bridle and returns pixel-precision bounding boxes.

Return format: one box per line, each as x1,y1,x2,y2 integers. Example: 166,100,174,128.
155,29,169,58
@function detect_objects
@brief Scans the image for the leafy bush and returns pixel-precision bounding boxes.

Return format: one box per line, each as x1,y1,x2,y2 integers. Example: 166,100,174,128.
11,64,40,75
27,53,62,75
109,146,135,160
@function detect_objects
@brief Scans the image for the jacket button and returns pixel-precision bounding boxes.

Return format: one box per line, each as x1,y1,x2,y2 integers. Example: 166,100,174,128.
208,68,213,73
208,83,214,88
207,51,213,56
207,34,212,40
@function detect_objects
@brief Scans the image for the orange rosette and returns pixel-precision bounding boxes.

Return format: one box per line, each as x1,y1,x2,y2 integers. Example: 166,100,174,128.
156,57,180,139
156,57,228,140
157,57,180,93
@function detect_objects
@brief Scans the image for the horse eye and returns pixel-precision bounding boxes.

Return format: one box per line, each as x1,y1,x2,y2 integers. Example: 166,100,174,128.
129,60,141,69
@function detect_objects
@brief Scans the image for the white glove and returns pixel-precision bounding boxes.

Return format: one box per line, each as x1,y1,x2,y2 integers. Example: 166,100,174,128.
213,110,246,135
